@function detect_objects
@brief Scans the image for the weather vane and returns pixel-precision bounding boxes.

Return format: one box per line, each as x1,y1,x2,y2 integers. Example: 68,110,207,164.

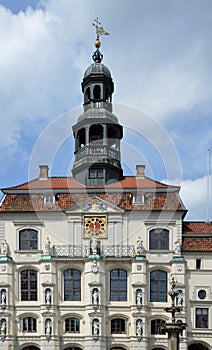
92,18,109,63
93,17,110,41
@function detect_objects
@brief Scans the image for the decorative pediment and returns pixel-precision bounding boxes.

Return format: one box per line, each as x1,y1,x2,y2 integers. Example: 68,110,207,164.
0,282,10,287
88,281,103,287
65,195,124,214
41,281,55,287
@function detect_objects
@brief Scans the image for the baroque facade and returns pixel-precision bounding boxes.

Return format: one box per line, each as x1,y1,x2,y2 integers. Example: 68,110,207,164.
0,30,212,350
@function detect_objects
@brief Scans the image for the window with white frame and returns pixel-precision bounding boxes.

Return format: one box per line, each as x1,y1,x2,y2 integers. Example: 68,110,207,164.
22,317,37,332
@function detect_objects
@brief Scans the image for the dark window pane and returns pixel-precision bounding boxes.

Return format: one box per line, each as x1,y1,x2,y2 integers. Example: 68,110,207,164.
21,269,37,301
150,229,169,250
150,270,167,302
64,269,81,301
110,269,127,301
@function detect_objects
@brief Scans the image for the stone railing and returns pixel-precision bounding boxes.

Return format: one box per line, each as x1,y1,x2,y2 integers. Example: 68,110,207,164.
53,245,88,258
75,145,119,162
102,245,135,258
52,245,135,258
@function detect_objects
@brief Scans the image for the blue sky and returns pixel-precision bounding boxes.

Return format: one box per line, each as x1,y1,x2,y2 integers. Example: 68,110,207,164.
0,0,211,220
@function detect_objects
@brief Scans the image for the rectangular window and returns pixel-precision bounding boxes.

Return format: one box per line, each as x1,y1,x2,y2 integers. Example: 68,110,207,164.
196,308,208,328
196,259,201,270
89,169,104,179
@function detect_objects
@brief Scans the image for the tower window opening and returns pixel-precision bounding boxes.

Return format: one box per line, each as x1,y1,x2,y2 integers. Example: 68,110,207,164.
105,87,111,102
89,124,103,144
84,87,90,103
77,128,86,149
93,85,101,100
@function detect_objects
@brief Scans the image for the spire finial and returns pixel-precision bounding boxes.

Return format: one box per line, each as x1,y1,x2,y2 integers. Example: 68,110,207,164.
92,18,110,63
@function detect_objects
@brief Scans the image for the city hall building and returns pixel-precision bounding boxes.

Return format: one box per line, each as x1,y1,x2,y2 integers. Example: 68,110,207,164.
0,30,212,350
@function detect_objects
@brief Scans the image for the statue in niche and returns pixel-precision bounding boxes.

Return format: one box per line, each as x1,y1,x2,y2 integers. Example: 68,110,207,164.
176,290,184,306
44,237,51,255
93,319,99,336
174,239,181,255
45,289,51,305
91,235,97,255
136,237,145,255
0,240,8,256
136,319,143,336
45,319,51,335
0,290,6,305
92,288,99,305
136,289,143,305
0,319,6,335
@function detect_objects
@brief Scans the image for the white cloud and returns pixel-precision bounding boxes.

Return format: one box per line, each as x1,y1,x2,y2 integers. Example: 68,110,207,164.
0,0,211,221
164,176,212,221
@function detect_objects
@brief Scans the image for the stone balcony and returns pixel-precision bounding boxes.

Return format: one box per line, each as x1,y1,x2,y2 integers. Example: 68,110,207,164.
52,245,135,258
74,144,120,162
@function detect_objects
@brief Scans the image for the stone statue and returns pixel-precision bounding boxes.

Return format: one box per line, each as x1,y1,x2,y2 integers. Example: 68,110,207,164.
44,237,51,255
45,289,51,304
0,240,8,256
91,235,97,255
136,237,145,255
93,320,99,336
92,289,99,305
136,319,143,336
45,319,51,335
136,289,142,305
175,239,181,255
1,290,6,304
0,320,6,335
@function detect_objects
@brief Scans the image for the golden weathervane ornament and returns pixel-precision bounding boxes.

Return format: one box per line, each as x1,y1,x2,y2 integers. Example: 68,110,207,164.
92,17,110,49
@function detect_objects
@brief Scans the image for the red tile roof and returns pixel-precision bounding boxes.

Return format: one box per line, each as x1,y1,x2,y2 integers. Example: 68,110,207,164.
0,176,185,212
183,221,212,234
0,191,184,212
1,176,176,192
182,222,212,251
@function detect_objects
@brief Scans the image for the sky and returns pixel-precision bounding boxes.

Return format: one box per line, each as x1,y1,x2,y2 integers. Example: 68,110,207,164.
0,0,211,221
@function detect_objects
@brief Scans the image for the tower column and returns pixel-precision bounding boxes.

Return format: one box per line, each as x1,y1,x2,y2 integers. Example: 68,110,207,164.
103,124,107,145
85,126,90,145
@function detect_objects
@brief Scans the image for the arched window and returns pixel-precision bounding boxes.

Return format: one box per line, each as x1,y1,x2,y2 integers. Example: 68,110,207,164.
19,229,38,250
151,319,166,335
93,85,101,100
21,269,37,301
149,229,169,250
22,317,37,332
64,269,81,301
150,270,167,302
65,317,80,333
111,318,126,334
22,347,40,350
84,87,90,103
89,124,103,144
110,269,127,301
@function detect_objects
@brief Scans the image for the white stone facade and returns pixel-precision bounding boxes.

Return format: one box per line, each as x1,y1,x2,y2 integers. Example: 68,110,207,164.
0,196,211,350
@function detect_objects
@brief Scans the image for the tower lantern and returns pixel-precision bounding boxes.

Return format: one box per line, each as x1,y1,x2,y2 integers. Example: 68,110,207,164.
72,18,123,186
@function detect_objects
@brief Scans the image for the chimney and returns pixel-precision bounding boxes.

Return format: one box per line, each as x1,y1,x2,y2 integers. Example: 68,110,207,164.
136,165,145,179
39,165,49,180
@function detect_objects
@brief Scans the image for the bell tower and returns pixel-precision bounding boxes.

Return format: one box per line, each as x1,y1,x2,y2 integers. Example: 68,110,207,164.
72,19,123,186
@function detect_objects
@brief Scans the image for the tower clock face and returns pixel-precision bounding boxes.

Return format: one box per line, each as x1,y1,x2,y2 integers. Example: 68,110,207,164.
84,216,107,238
